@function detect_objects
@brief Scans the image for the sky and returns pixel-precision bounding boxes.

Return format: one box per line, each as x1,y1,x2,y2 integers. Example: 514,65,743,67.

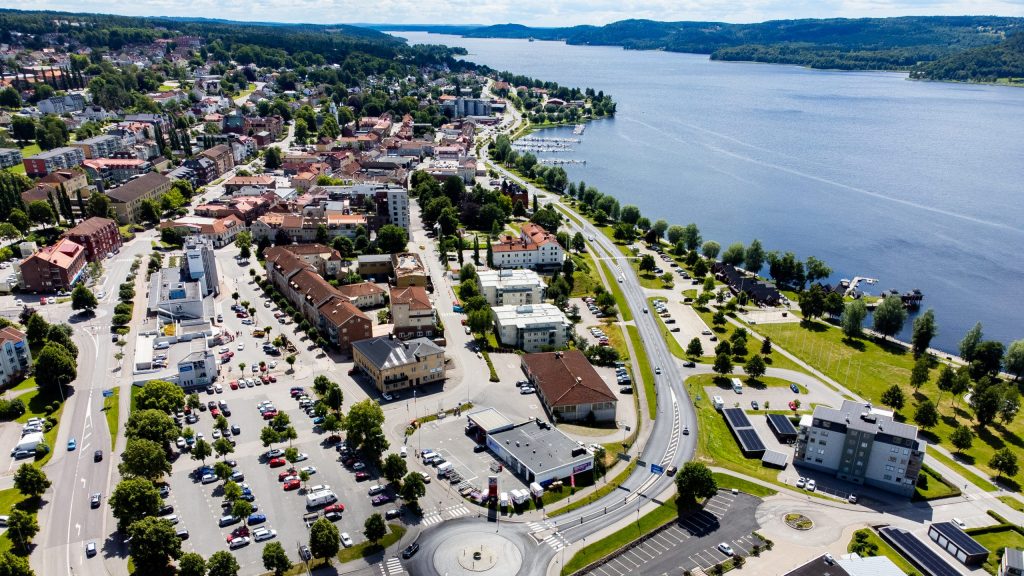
11,0,1024,26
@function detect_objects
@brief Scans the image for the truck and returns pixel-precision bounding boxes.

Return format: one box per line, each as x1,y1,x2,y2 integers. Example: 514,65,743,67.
10,432,44,456
499,492,509,509
529,482,545,499
305,489,337,509
510,489,529,506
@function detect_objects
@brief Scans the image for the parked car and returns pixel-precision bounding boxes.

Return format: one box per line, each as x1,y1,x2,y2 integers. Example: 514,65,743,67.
402,542,420,559
790,383,801,393
341,532,354,547
717,543,735,556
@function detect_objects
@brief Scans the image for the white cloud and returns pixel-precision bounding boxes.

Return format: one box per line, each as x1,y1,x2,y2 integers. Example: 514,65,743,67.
14,0,1024,26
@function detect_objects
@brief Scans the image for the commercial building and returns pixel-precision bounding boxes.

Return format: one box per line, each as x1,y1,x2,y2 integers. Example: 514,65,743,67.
183,237,220,297
1001,549,1024,576
442,97,493,118
148,268,213,321
0,148,23,169
63,217,122,262
796,400,924,497
106,172,172,224
486,418,594,485
783,554,906,576
389,286,436,340
521,351,617,424
491,223,565,271
477,269,546,307
0,327,32,387
928,522,989,566
492,304,570,353
176,340,219,390
18,238,87,292
73,134,124,159
352,336,446,394
23,147,85,177
392,252,429,288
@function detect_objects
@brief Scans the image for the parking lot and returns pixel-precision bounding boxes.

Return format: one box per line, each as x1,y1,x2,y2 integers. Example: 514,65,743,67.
578,491,763,576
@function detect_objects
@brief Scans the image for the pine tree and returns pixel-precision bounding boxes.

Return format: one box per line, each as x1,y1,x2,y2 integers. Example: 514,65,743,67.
46,190,61,225
75,189,86,218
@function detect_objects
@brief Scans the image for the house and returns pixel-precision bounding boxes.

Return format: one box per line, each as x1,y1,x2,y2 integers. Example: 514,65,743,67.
337,282,386,309
491,223,564,271
0,327,32,387
477,269,546,307
352,336,445,394
521,351,617,424
712,263,782,306
23,147,85,177
392,252,429,288
317,296,373,352
18,238,87,293
37,168,89,196
486,418,594,486
223,175,276,194
199,144,234,178
783,554,907,576
63,217,121,262
159,215,244,248
492,304,570,352
389,286,436,340
106,172,171,224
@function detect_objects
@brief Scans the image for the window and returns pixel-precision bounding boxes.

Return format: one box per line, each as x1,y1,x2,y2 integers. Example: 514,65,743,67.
883,474,892,481
885,465,894,471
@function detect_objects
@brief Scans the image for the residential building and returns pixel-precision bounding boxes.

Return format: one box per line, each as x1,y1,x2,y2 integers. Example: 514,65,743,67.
63,217,121,262
160,215,244,248
492,304,570,353
182,236,220,296
392,252,429,288
317,184,410,231
223,175,276,194
184,157,218,185
148,267,213,321
0,327,32,387
521,351,617,424
23,147,85,177
337,283,386,309
389,286,436,340
251,212,367,244
106,172,171,224
176,340,219,389
73,134,124,159
485,418,594,485
264,244,344,279
318,297,373,352
83,158,153,185
199,144,234,177
351,336,446,394
248,115,284,140
1001,549,1023,576
37,93,87,115
491,223,564,271
795,400,924,497
477,269,546,307
0,148,22,169
37,168,89,196
18,238,87,292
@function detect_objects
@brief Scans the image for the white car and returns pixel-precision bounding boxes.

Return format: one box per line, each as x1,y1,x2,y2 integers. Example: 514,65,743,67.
253,527,277,542
340,532,353,547
294,452,309,462
268,361,277,368
300,466,317,475
309,484,330,493
176,437,186,449
212,430,221,439
717,543,734,556
796,477,806,488
806,480,817,492
237,342,245,351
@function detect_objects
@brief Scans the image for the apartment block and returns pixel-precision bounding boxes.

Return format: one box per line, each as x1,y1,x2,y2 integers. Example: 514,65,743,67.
477,269,546,307
23,147,86,177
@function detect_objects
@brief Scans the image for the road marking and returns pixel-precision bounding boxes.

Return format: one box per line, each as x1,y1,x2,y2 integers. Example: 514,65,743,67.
75,523,81,536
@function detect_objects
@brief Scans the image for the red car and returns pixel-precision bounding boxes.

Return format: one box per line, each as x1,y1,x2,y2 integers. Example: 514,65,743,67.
262,410,278,420
789,400,798,411
278,469,297,481
283,479,300,491
210,407,220,417
323,504,345,514
354,471,369,481
236,312,248,318
226,526,249,542
230,380,239,390
268,375,277,383
268,458,287,468
260,374,270,384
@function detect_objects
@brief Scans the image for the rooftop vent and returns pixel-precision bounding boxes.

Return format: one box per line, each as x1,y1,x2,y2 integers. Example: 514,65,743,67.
860,412,877,423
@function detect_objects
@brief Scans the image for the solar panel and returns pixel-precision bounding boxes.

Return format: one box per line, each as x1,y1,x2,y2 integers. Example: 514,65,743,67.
723,408,751,428
880,527,965,576
766,413,798,435
735,428,765,453
930,523,989,557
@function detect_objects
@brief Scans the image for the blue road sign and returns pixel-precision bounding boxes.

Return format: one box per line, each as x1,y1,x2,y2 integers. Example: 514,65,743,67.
650,464,664,475
102,389,114,397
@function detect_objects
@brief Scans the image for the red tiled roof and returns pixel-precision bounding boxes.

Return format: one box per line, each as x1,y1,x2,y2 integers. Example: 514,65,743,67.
338,282,385,299
65,216,116,237
523,351,616,408
389,286,432,311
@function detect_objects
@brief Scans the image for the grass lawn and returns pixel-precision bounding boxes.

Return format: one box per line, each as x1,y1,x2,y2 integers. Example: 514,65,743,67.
626,326,656,420
914,464,961,500
601,261,632,321
0,487,40,555
103,388,120,451
569,253,602,298
997,495,1024,513
686,372,807,395
629,260,671,290
13,378,64,468
691,389,779,484
927,447,998,492
969,526,1024,575
337,524,407,563
848,529,918,575
549,460,639,517
712,472,778,498
561,500,679,575
694,308,807,375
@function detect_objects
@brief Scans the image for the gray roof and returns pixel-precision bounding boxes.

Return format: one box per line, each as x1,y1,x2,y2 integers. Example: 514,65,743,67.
106,172,170,204
1005,548,1024,569
358,254,392,263
761,450,788,468
489,420,591,475
352,337,443,370
813,400,920,442
835,555,907,576
467,407,514,434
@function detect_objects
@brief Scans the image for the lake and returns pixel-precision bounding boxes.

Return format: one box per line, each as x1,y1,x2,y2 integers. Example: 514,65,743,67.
394,32,1024,354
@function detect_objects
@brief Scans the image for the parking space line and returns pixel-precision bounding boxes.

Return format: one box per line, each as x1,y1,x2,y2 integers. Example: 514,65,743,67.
631,546,653,560
644,538,667,553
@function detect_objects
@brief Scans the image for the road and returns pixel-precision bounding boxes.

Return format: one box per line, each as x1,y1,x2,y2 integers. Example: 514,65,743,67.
31,231,157,576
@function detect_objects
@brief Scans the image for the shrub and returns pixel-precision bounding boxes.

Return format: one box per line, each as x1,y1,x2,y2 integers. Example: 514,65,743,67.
48,401,60,414
112,314,131,326
0,398,26,420
34,444,47,458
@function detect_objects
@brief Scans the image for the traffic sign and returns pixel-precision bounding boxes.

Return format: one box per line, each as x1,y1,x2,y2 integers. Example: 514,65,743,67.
650,464,664,475
637,460,647,468
617,452,632,462
102,389,114,397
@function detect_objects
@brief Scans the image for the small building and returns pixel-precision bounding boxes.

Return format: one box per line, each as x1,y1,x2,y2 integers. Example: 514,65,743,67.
106,172,172,224
521,351,617,424
783,554,906,576
18,238,87,293
477,268,546,307
486,419,594,485
722,407,767,458
1001,548,1024,576
357,254,392,279
392,252,429,288
63,217,122,263
0,327,32,387
880,526,961,576
928,522,989,566
351,336,446,394
337,282,386,310
176,340,219,390
492,304,570,352
466,407,515,436
389,286,436,340
766,413,799,443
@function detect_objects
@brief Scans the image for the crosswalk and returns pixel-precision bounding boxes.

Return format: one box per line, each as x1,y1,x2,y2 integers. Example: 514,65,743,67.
421,504,471,526
527,520,556,534
542,532,570,551
380,557,405,576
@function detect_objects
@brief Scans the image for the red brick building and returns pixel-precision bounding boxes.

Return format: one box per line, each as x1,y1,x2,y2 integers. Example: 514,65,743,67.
64,217,122,262
19,238,87,293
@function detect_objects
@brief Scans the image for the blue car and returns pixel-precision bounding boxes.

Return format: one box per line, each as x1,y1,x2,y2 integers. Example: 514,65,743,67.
67,438,77,451
312,416,325,425
790,383,800,393
247,513,266,525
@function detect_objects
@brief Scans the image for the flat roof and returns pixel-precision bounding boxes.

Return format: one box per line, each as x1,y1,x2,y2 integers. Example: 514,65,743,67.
134,335,155,367
467,407,515,434
783,555,853,576
767,413,799,437
722,407,765,455
762,450,788,468
489,420,591,475
879,527,963,576
929,522,989,557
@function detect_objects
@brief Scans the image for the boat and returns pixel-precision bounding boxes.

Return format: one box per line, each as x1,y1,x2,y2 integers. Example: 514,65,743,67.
573,124,585,135
528,37,535,42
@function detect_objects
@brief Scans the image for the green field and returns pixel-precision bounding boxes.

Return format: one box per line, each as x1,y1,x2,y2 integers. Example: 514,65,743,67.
926,446,998,492
755,319,1024,488
997,495,1024,512
626,326,657,420
712,472,778,498
848,529,918,575
686,372,807,395
914,464,961,501
694,308,807,375
569,253,602,298
103,388,120,451
337,524,407,563
561,501,679,575
970,526,1024,575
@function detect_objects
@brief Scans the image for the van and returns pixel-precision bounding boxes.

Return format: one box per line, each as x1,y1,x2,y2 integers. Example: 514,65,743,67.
305,490,337,508
529,482,544,499
712,395,725,410
732,380,743,394
436,462,454,477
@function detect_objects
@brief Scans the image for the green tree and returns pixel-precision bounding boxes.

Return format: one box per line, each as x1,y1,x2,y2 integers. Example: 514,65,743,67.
343,399,389,461
140,198,161,224
744,355,766,379
989,448,1019,479
675,462,718,508
959,322,983,362
191,438,213,464
179,552,207,576
913,399,939,429
7,209,30,234
10,116,35,144
950,425,974,453
712,353,733,377
309,517,340,562
235,230,253,259
214,438,235,461
0,86,21,108
686,338,703,358
909,355,930,390
841,299,867,338
13,464,50,499
262,541,292,576
1006,339,1024,381
126,409,179,445
127,516,182,573
400,471,426,506
231,499,253,520
970,385,1001,427
5,509,38,553
260,426,280,447
110,478,162,531
872,295,908,339
881,384,905,411
71,284,98,312
135,380,185,413
264,146,283,170
119,438,171,481
207,551,240,576
34,341,77,390
911,309,937,358
87,192,112,218
721,242,745,266
363,513,387,544
744,239,765,273
701,241,720,260
376,224,408,254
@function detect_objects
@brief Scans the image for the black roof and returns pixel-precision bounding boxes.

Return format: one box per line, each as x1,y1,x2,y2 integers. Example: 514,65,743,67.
929,522,989,557
723,408,752,428
880,527,964,576
767,413,799,436
736,428,766,453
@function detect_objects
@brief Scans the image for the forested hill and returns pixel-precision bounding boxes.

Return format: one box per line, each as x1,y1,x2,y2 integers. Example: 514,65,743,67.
910,32,1024,83
382,16,1024,73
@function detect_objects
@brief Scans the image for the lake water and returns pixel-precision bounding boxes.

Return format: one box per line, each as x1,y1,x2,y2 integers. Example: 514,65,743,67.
394,32,1024,354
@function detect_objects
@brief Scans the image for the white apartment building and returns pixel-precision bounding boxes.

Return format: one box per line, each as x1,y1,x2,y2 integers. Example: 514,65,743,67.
490,223,564,271
477,269,546,307
0,327,32,387
492,304,570,353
